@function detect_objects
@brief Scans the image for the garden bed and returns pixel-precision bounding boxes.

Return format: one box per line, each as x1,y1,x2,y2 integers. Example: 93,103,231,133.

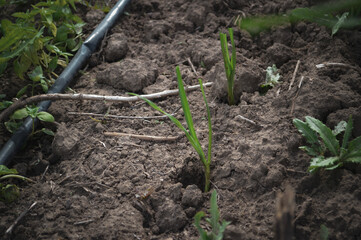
1,0,361,239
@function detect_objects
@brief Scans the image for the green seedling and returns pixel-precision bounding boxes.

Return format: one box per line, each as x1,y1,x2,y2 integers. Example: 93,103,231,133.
0,94,12,111
259,64,281,95
220,28,236,105
6,106,55,136
130,66,212,192
237,0,361,36
319,224,329,240
293,115,361,172
194,190,230,240
0,165,33,203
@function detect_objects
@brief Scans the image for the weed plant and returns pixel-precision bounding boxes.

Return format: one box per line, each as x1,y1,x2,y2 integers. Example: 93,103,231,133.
6,106,54,136
0,165,33,203
130,66,212,192
293,115,361,172
259,64,281,95
194,190,230,240
0,0,84,96
219,28,236,105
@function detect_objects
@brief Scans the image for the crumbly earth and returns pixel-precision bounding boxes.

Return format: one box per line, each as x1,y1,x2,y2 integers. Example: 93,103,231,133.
1,0,361,239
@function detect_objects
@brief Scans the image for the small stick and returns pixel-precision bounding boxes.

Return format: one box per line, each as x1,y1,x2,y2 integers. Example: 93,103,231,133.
235,115,258,126
290,76,304,115
316,62,361,73
40,165,49,181
0,82,213,122
288,60,301,91
68,108,180,120
187,57,199,77
74,219,94,225
104,132,179,142
5,201,38,236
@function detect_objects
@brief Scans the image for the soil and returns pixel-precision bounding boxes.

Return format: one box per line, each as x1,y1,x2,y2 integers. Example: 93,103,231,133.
1,0,361,239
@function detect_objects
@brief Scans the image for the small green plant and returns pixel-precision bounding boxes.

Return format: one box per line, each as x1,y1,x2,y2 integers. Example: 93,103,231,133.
219,28,236,105
0,94,12,111
259,64,281,95
319,224,329,240
5,106,55,136
194,190,230,240
293,115,361,173
0,165,33,203
130,66,212,192
236,0,361,36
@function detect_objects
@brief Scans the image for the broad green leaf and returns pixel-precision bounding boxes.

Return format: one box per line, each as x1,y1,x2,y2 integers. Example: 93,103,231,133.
28,66,44,82
0,100,12,111
0,184,20,203
49,56,58,72
4,121,23,133
0,27,44,63
37,112,54,122
0,25,25,53
40,79,48,93
293,118,319,145
0,165,18,176
341,115,353,150
306,116,339,156
12,108,28,120
26,106,39,119
41,128,55,136
55,25,69,42
332,12,349,36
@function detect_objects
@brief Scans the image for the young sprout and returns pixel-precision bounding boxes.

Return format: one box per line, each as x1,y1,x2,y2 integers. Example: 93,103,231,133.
220,28,236,105
129,66,212,192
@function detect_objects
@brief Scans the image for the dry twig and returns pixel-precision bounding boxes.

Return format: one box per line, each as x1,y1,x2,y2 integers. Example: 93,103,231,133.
104,132,179,142
5,201,38,236
290,76,304,115
288,60,301,91
0,82,213,122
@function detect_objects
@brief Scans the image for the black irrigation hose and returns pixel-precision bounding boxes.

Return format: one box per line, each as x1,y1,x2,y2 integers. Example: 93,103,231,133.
0,0,131,166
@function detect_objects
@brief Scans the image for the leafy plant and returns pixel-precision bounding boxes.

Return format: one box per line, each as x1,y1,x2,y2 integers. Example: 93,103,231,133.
259,64,281,95
0,165,33,203
293,115,361,172
219,28,236,105
0,0,84,95
0,94,12,111
236,0,361,36
6,106,55,136
194,190,230,240
129,66,213,192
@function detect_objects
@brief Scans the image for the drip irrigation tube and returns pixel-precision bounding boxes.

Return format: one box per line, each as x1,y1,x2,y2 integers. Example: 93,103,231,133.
0,0,131,166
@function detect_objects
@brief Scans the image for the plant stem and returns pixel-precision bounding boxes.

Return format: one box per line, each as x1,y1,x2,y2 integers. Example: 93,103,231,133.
204,164,211,192
0,174,34,183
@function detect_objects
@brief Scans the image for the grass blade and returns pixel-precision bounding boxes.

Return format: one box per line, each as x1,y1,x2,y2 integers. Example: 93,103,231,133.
199,78,212,165
305,116,339,156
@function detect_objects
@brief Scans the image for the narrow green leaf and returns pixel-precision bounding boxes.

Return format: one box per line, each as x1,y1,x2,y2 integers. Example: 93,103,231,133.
176,66,201,147
348,136,361,153
16,85,28,98
332,12,349,36
194,211,208,239
37,112,54,122
199,78,212,165
305,116,339,156
346,157,361,163
216,220,231,240
40,79,48,93
299,146,319,156
210,190,220,232
332,120,347,136
293,118,319,144
341,115,353,150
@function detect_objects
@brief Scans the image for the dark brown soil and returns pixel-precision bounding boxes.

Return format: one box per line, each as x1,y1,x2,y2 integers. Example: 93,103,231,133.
1,0,361,239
